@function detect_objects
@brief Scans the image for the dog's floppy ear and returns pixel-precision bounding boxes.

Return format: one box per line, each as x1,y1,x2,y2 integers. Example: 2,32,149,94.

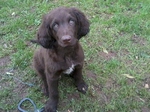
71,8,90,39
36,14,56,48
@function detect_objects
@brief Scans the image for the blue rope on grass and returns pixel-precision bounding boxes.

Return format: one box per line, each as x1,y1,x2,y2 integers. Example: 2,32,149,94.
18,98,44,112
5,70,34,87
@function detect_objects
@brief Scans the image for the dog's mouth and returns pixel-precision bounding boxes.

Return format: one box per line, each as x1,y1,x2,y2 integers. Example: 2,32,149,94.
59,39,77,47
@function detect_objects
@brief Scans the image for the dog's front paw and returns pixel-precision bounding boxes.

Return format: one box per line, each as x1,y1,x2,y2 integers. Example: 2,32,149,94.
45,100,57,112
44,107,56,112
77,82,88,94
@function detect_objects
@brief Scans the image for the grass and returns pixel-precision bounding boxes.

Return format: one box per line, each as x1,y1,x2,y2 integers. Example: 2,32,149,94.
0,0,150,112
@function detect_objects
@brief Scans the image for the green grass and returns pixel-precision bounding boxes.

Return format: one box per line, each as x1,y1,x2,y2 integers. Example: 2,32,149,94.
0,0,150,112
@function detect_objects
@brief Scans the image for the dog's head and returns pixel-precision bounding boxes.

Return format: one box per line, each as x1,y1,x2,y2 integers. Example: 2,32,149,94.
35,7,90,48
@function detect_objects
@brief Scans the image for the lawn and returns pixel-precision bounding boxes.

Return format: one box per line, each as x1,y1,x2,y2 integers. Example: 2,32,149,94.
0,0,150,112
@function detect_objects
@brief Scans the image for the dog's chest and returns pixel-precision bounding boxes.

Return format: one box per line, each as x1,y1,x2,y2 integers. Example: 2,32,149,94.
63,64,75,74
63,56,75,75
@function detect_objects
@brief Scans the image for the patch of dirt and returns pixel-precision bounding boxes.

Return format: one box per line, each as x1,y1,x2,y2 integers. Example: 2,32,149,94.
0,56,10,67
98,78,121,105
0,56,11,84
0,56,31,112
104,78,117,89
141,107,150,112
86,70,97,80
0,56,10,80
99,51,117,60
125,59,133,66
131,34,147,46
67,92,80,100
93,84,102,95
119,48,130,56
86,70,116,104
99,91,112,105
13,80,29,98
117,48,133,66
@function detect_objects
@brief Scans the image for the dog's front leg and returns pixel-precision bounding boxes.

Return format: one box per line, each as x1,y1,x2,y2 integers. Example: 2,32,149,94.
72,65,88,94
45,72,59,112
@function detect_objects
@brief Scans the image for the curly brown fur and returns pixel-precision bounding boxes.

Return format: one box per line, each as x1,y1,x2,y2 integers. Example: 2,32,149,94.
33,7,90,112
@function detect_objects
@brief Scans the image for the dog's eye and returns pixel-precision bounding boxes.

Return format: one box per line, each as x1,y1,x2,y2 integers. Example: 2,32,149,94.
69,19,75,26
52,23,59,31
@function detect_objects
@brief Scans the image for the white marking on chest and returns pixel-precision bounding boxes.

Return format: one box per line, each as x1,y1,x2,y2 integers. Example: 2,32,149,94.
63,64,75,75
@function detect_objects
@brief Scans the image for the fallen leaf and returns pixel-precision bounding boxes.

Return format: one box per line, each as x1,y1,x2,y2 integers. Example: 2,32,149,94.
122,74,135,79
6,72,13,75
144,84,149,89
135,56,138,59
68,110,74,112
11,12,15,16
102,47,108,54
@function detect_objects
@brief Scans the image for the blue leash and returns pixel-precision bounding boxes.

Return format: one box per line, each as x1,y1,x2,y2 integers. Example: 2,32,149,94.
18,98,44,112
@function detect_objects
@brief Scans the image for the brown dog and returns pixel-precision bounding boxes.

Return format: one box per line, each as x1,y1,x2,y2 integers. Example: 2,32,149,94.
33,7,90,112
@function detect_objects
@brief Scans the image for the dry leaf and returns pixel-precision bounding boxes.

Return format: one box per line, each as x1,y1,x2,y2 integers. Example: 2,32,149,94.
122,74,135,79
11,12,15,16
135,56,138,59
144,84,149,89
6,72,13,75
102,47,108,54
